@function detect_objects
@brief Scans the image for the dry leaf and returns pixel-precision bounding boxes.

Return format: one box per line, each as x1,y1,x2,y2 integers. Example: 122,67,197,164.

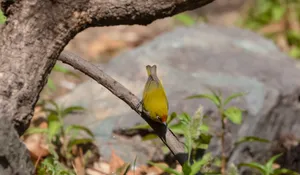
109,150,125,173
24,133,49,160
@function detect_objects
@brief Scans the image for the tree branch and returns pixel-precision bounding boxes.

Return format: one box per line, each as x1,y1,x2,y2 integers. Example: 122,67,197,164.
87,0,214,26
58,51,189,165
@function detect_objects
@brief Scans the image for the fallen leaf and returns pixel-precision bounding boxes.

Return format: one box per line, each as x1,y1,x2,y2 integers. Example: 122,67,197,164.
109,150,125,173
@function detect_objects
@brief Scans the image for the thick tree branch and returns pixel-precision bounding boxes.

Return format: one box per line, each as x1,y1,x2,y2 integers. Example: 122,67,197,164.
88,0,214,25
58,51,189,165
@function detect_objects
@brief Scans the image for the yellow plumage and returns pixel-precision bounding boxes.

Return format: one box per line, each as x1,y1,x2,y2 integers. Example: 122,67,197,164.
142,65,168,123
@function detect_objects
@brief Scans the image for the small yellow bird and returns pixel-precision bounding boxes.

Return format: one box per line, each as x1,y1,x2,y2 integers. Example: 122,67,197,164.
142,65,168,124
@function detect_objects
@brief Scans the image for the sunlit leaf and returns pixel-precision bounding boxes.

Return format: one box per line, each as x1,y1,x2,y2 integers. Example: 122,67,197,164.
174,13,196,26
223,107,242,124
48,120,62,141
271,5,286,21
142,133,158,141
0,10,6,24
289,47,300,59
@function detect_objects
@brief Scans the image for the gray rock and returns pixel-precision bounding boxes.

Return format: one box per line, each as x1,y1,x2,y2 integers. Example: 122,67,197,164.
58,24,300,172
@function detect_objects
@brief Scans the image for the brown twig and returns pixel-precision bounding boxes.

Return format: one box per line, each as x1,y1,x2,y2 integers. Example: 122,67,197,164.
58,51,190,167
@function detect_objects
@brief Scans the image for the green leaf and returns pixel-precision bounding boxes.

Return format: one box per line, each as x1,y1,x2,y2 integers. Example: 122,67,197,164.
223,107,242,124
167,112,177,124
148,162,181,175
238,162,266,174
190,153,211,175
48,112,60,122
25,127,48,135
123,163,131,175
199,124,209,133
67,138,94,150
48,120,62,141
289,47,300,59
182,162,192,175
174,13,196,26
62,106,85,118
273,168,300,175
228,163,239,175
169,123,187,135
142,133,158,141
271,5,286,21
198,133,213,145
265,154,282,173
234,136,269,147
65,125,94,138
176,112,191,124
44,108,59,116
186,94,221,108
47,78,56,91
116,163,131,175
47,100,60,112
0,10,6,24
224,92,246,106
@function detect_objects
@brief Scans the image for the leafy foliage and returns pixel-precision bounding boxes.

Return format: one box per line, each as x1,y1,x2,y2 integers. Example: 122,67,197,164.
37,157,75,175
25,101,94,172
241,0,300,59
239,154,300,175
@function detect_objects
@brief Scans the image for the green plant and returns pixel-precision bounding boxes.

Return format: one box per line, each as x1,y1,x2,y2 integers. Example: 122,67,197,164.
150,153,214,175
0,10,6,24
186,90,245,174
240,0,300,58
37,156,75,175
239,153,300,175
25,101,94,169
